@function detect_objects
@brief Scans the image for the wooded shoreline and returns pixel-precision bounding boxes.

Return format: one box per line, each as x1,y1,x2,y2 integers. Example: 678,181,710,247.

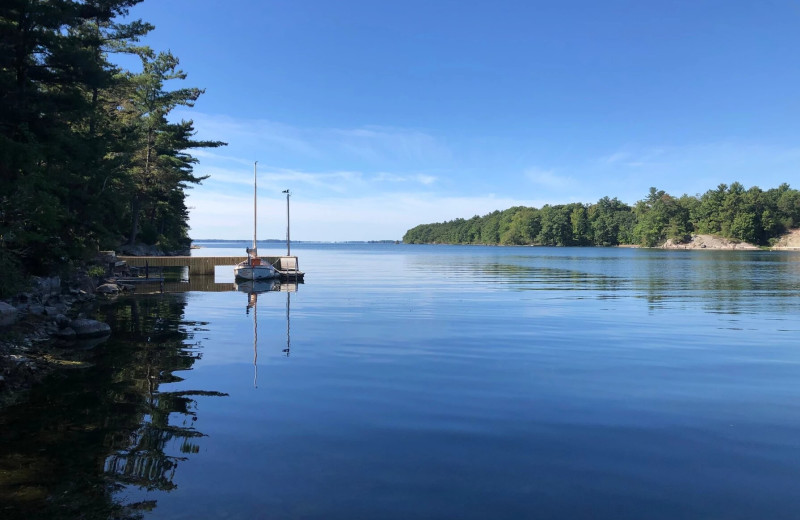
1,1,224,298
403,184,800,248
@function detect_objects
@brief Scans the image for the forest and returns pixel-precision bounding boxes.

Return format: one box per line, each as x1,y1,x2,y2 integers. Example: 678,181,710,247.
0,0,223,289
403,183,800,247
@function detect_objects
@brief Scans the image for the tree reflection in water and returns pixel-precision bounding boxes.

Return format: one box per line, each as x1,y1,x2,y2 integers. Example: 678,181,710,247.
0,293,226,519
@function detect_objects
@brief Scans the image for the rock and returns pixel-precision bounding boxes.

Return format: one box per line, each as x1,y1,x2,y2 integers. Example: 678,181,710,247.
10,355,29,364
0,301,18,327
31,276,61,298
54,327,77,340
43,321,59,335
98,250,117,264
72,274,96,294
69,319,111,338
55,313,71,328
74,290,95,302
27,304,45,315
771,228,800,250
96,283,120,294
661,234,759,250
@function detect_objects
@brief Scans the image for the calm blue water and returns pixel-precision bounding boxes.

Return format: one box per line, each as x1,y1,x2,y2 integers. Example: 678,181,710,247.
3,243,800,519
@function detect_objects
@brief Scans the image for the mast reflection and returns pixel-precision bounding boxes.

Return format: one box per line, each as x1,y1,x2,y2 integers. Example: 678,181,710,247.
234,280,297,386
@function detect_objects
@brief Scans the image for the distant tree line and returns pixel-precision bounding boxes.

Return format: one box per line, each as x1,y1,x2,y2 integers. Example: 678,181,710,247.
403,183,800,247
0,0,224,285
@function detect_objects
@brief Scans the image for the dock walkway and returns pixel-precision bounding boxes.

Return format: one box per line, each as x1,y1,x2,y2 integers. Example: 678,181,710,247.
117,255,304,280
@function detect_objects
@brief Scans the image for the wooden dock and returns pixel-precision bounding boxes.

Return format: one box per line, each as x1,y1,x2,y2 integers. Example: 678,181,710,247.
117,255,304,280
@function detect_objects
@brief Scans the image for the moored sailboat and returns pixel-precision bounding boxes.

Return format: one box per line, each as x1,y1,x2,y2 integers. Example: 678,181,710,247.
234,161,279,280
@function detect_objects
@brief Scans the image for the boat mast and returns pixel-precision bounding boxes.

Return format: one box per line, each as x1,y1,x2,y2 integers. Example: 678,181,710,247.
253,161,258,255
283,189,291,256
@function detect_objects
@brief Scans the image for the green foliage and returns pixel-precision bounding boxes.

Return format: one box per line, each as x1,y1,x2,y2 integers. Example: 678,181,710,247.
0,1,224,280
87,265,106,278
403,183,800,247
632,188,692,246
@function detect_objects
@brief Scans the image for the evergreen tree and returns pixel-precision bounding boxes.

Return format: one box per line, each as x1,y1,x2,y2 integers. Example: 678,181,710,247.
0,0,224,284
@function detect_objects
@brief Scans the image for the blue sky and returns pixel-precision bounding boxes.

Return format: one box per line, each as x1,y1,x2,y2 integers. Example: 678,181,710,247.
121,0,800,241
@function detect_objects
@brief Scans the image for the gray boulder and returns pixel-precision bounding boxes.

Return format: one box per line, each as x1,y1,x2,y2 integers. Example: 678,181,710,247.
97,251,117,264
70,289,96,302
46,302,67,315
96,283,120,294
55,313,71,328
31,276,61,298
0,301,18,327
54,327,77,340
72,274,97,294
27,304,45,315
69,319,111,338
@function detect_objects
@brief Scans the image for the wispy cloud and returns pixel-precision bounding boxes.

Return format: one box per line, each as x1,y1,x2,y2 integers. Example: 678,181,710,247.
590,141,800,204
198,165,365,195
601,151,630,164
178,111,453,171
372,172,438,185
328,125,452,166
177,114,800,241
177,111,453,209
524,168,574,191
186,190,542,241
598,147,666,168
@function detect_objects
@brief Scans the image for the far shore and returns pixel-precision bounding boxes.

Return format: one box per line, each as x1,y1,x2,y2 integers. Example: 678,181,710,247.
403,229,800,250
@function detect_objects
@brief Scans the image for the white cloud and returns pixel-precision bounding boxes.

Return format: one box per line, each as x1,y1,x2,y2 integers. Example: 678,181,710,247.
178,115,800,242
371,172,438,185
186,191,540,241
178,111,452,171
601,151,630,164
524,168,574,190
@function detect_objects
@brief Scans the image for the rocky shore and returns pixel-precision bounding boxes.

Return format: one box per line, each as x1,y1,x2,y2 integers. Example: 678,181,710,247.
661,234,760,250
771,228,800,250
0,250,158,409
0,273,116,408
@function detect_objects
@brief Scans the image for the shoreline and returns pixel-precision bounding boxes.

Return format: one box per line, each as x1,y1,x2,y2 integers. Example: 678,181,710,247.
403,229,800,250
0,276,102,409
0,248,181,410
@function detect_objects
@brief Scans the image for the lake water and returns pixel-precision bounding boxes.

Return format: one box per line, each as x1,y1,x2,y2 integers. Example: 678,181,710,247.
2,243,800,519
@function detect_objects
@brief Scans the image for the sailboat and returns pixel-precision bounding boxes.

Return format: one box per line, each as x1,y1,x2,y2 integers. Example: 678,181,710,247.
234,161,280,280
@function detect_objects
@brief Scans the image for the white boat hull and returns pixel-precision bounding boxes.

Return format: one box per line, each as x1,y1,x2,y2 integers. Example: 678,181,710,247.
234,262,279,280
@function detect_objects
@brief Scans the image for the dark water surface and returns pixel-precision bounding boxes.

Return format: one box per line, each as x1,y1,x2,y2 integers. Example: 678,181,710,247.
3,244,800,519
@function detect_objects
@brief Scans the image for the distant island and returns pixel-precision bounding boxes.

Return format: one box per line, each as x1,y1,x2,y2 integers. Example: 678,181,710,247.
403,183,800,248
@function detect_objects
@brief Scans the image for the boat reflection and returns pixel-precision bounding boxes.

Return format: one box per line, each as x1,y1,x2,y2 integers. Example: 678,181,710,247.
234,280,295,388
236,279,279,294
